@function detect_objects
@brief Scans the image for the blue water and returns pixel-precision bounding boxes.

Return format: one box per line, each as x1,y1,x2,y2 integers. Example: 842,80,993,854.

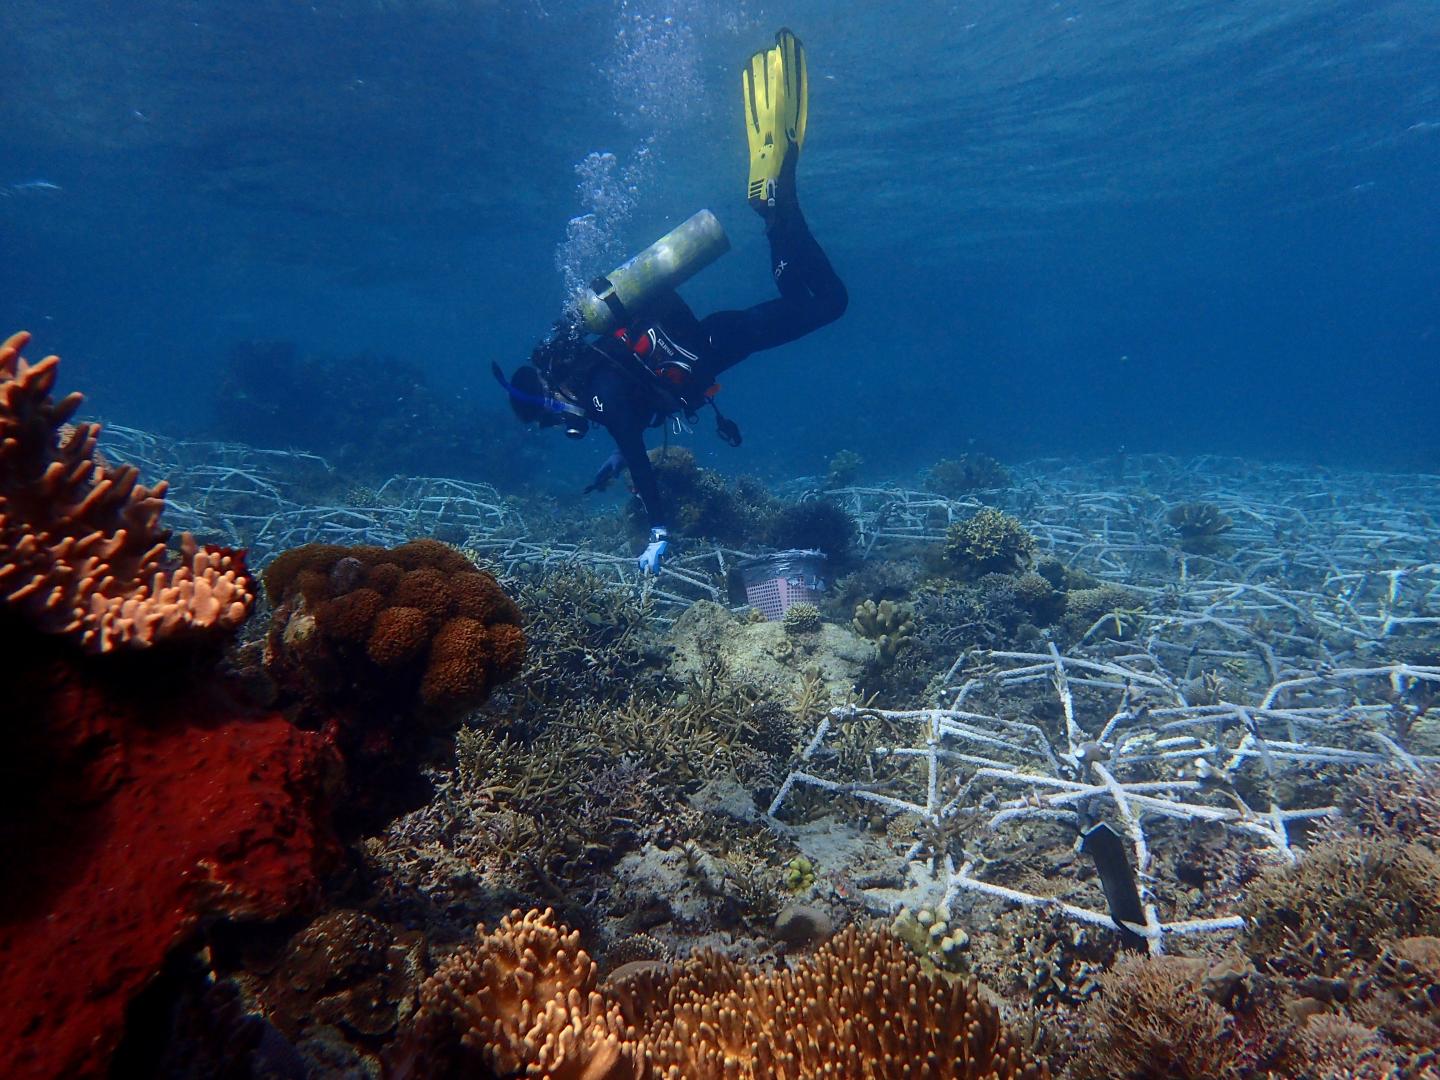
3,1,1437,490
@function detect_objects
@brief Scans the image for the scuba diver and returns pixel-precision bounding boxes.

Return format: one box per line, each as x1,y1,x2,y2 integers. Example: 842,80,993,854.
495,29,847,574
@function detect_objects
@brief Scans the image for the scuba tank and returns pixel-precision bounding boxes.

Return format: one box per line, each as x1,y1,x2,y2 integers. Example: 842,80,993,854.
577,209,731,336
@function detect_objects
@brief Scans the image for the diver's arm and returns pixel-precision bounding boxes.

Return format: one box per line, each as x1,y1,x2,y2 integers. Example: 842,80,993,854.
613,424,664,528
589,366,666,529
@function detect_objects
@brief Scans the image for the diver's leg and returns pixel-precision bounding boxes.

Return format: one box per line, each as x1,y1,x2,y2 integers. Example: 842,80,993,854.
701,190,847,374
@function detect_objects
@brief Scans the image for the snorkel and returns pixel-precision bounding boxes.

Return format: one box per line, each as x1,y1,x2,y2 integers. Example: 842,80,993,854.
491,362,590,438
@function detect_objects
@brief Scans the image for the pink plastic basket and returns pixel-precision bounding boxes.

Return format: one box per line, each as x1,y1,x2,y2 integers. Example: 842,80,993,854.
737,550,827,621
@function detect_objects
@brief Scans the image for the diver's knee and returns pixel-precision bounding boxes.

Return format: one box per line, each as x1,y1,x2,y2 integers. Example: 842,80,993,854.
820,280,849,324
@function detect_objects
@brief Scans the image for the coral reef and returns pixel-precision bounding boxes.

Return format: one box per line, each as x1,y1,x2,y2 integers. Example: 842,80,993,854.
1058,582,1145,643
211,338,539,484
635,446,778,547
1012,570,1065,627
497,562,669,715
667,599,873,699
1347,935,1440,1065
943,507,1037,579
1240,836,1440,983
0,331,253,652
765,497,858,562
245,909,423,1049
832,553,924,613
367,657,798,923
0,332,339,1080
825,448,863,488
1167,500,1235,555
781,600,823,635
852,597,917,663
263,539,524,821
926,453,1012,496
394,908,1049,1079
1072,955,1259,1080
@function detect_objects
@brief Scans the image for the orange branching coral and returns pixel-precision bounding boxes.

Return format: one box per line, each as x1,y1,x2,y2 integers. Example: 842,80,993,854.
0,331,253,651
396,908,1048,1080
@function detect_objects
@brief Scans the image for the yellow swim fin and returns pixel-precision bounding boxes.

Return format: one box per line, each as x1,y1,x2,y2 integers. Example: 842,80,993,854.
741,28,807,214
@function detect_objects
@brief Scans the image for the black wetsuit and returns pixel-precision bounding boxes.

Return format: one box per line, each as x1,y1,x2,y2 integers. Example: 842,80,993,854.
579,203,847,527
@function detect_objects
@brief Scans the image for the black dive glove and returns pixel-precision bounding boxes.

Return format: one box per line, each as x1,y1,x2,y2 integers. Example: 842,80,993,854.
583,450,626,494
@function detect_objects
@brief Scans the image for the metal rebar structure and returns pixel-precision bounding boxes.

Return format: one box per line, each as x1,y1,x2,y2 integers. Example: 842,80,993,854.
775,456,1440,950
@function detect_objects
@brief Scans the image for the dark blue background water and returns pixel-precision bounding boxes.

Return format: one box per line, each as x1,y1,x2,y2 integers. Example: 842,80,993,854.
4,1,1437,490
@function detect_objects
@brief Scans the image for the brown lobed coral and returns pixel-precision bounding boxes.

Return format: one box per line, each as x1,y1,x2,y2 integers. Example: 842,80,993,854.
395,907,1048,1079
264,538,524,716
0,330,253,651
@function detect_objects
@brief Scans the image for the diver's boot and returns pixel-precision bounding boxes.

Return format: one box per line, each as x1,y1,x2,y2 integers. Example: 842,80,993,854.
742,28,808,220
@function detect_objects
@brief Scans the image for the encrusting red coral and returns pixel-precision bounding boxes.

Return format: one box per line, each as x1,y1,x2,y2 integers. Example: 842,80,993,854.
0,654,340,1080
0,330,253,651
0,332,340,1080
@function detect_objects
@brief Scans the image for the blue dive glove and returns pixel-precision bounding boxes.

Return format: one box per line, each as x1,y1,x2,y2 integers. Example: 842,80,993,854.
638,526,669,575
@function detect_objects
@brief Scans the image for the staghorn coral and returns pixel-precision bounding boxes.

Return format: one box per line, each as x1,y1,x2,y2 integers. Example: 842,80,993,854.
368,650,807,921
1350,936,1440,1058
1240,836,1440,984
497,562,668,715
1342,768,1440,848
1282,1014,1401,1080
394,908,1049,1079
1072,955,1253,1080
943,507,1036,580
0,331,253,652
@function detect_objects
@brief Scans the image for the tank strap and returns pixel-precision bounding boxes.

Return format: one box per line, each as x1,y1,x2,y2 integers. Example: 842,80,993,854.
588,276,629,327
